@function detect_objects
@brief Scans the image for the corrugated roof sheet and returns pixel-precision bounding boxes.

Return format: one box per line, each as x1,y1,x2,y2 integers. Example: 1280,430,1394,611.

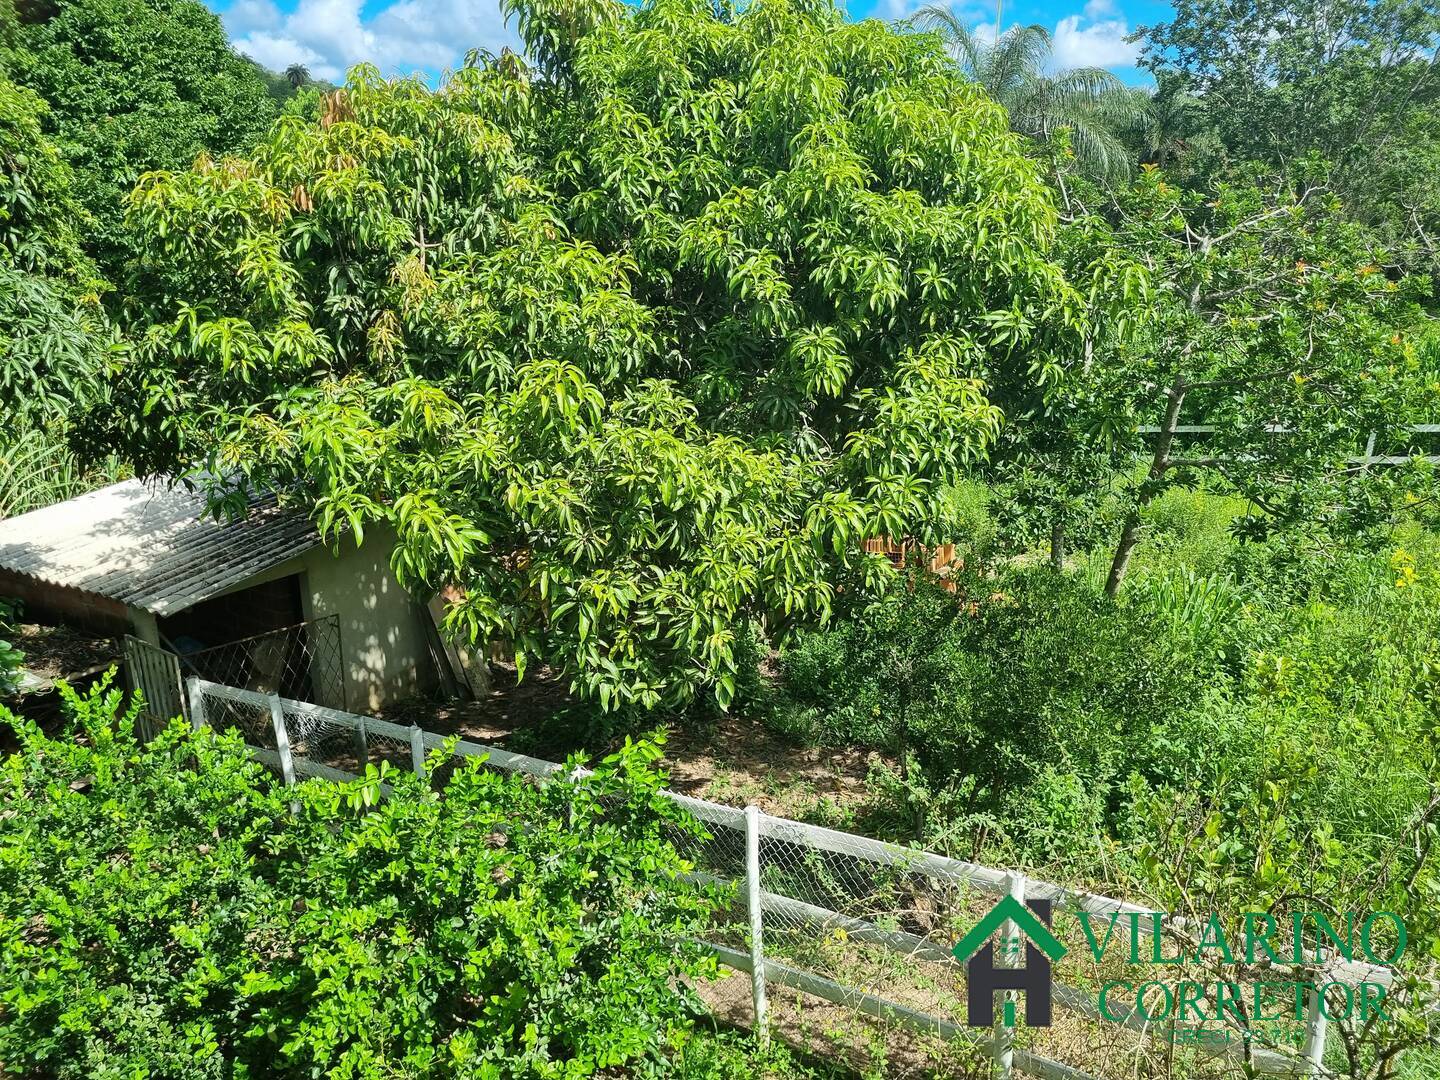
0,478,321,616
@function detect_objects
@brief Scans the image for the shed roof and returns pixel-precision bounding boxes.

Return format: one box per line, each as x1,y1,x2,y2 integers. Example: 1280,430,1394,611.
0,479,321,617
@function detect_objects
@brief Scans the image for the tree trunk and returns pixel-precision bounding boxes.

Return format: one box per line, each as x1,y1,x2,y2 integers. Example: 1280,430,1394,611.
1049,519,1066,571
1105,374,1187,598
1105,517,1144,598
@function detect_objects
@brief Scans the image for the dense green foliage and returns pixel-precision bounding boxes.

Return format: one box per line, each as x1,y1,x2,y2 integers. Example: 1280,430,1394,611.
0,598,20,694
763,504,1440,928
1138,0,1440,286
772,569,1202,851
2,0,1440,1072
1074,170,1434,593
0,72,105,424
99,0,1130,712
0,678,715,1078
0,0,279,276
751,501,1440,1073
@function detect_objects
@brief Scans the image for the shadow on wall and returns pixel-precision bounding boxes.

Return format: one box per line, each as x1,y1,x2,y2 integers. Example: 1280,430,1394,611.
303,530,436,712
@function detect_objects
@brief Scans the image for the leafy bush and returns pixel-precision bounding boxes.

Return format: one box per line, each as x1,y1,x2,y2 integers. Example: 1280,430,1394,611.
1132,485,1246,577
1114,544,1440,1076
0,598,21,695
0,676,716,1078
771,568,1206,856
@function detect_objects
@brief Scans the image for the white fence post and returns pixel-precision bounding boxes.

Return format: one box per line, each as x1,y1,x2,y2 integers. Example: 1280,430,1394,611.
354,714,368,772
994,871,1025,1080
410,724,426,780
185,676,206,731
745,804,770,1049
268,695,299,814
1303,947,1329,1076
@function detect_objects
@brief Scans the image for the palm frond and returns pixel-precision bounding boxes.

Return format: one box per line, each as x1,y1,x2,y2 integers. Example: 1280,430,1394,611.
1044,66,1128,102
909,5,985,76
904,6,1143,183
1059,115,1136,183
986,25,1053,103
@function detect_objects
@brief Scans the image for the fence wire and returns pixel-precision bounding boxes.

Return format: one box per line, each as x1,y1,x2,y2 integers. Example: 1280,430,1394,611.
186,678,1359,1080
196,682,276,750
179,616,344,711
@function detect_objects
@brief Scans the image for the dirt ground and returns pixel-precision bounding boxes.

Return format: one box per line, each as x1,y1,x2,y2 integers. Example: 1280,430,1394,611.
9,622,118,683
693,971,989,1079
375,660,884,824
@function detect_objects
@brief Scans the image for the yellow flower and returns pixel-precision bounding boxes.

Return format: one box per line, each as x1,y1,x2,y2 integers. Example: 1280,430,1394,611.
1392,548,1418,588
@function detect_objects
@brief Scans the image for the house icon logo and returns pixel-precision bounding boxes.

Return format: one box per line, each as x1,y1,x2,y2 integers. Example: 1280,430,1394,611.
952,895,1066,1028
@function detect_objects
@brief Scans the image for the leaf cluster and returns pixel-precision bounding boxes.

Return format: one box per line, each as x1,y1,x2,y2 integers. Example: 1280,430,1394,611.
0,677,715,1078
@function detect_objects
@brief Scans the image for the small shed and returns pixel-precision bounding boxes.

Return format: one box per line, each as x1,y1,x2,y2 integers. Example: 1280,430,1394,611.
0,478,438,713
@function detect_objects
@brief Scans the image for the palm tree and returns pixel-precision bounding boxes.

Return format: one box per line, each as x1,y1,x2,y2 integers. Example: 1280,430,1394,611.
1125,78,1200,170
910,9,1143,183
284,63,310,90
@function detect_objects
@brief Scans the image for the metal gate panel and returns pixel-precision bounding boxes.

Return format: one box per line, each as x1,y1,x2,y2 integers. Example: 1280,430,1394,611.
122,635,185,741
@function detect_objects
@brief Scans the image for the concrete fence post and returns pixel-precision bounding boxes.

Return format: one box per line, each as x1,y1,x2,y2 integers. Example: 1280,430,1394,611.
1302,947,1329,1076
410,724,426,780
745,804,770,1049
185,676,206,732
269,695,299,814
994,871,1025,1080
354,714,369,772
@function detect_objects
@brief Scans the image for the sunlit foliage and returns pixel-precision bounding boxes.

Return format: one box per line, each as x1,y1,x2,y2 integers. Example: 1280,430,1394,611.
110,0,1105,710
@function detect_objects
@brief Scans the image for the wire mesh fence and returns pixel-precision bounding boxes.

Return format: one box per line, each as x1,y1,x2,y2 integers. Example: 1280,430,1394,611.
186,677,1366,1080
178,615,344,711
194,679,278,750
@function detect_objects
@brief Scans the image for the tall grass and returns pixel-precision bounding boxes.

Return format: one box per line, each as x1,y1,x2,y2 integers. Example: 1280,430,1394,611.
0,428,127,520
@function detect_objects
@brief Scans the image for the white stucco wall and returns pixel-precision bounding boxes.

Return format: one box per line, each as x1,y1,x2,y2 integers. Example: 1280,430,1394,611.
297,528,435,711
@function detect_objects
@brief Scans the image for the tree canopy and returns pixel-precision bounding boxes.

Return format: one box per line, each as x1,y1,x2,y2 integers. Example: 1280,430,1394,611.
0,72,106,424
0,0,280,277
107,0,1114,710
1089,170,1432,594
1139,0,1440,284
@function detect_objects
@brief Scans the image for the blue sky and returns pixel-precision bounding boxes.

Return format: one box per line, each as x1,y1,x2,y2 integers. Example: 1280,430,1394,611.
206,0,1170,87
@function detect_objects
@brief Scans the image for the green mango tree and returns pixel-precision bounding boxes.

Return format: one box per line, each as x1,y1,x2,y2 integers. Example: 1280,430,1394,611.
1030,167,1436,595
0,72,107,426
1,0,279,278
108,0,1108,711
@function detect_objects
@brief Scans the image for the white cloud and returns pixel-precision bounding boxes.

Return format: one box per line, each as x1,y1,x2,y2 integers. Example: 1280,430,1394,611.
233,31,330,74
884,0,987,26
223,0,519,82
1051,13,1138,70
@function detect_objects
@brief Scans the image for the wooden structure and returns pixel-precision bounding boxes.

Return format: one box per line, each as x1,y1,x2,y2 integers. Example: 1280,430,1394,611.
862,537,961,591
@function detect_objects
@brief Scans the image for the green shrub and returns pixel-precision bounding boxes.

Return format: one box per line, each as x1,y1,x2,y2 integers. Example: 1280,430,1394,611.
0,676,715,1079
771,569,1206,857
1132,486,1246,577
1113,546,1440,1075
0,598,20,695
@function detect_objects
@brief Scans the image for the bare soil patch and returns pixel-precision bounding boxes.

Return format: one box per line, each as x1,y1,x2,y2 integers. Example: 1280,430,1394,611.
9,622,119,682
374,660,884,825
